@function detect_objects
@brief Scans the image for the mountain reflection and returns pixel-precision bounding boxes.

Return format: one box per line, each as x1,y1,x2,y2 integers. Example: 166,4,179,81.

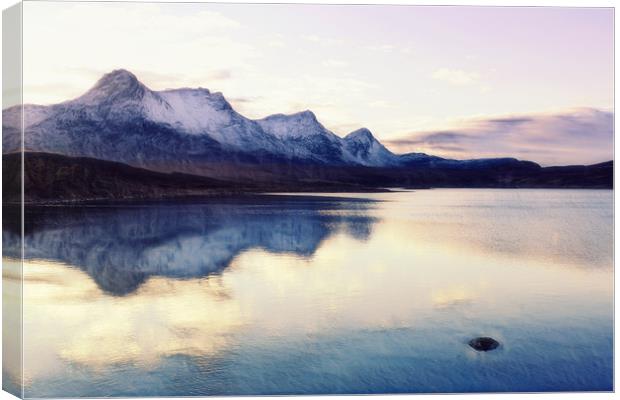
3,195,378,295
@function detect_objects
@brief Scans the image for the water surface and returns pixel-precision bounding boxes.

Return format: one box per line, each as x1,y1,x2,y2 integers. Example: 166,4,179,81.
2,189,613,396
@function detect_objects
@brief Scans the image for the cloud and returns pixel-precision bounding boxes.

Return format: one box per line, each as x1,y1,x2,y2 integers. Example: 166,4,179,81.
369,100,392,109
486,117,533,126
206,69,233,81
301,34,344,46
23,2,252,104
228,96,257,104
263,33,286,48
302,34,321,42
267,39,286,48
387,132,473,153
432,68,480,86
322,59,348,68
385,108,614,166
216,71,378,136
390,131,472,146
364,44,396,53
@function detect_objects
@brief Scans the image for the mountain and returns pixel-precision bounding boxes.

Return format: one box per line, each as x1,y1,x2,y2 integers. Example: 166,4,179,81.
63,69,284,153
3,69,538,172
3,70,297,178
2,69,612,191
3,69,382,172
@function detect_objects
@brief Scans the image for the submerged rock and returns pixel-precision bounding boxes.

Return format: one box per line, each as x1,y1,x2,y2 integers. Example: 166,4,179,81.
469,337,500,352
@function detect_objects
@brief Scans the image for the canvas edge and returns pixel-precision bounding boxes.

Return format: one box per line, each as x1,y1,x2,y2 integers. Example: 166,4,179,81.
2,2,24,399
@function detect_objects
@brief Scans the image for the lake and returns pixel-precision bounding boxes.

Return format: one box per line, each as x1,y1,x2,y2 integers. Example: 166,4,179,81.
2,189,613,396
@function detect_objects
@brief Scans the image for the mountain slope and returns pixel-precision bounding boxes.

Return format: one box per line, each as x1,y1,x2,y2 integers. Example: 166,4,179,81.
3,152,395,203
257,111,351,164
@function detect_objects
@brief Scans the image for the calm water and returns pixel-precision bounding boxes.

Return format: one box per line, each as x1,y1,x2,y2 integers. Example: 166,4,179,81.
2,189,614,396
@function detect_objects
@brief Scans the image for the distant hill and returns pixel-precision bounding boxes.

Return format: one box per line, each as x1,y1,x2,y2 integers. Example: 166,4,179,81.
3,152,393,203
2,152,612,204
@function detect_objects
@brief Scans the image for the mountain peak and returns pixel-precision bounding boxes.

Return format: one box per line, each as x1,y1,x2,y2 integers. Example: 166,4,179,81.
295,110,317,119
257,109,340,143
345,128,375,142
94,69,141,89
343,127,398,166
76,69,147,105
163,87,211,95
209,92,233,110
105,68,137,79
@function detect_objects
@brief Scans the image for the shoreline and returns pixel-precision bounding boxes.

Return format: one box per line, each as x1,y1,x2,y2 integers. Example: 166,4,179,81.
3,186,613,207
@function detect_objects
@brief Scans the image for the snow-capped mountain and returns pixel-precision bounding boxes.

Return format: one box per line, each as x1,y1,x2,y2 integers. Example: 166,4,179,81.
2,69,538,177
3,70,296,173
3,69,403,170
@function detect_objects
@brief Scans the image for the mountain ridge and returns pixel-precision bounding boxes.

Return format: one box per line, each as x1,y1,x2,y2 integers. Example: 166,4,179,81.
2,69,612,191
3,68,542,172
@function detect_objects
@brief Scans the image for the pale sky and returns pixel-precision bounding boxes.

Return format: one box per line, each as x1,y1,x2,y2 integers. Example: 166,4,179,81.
21,2,613,165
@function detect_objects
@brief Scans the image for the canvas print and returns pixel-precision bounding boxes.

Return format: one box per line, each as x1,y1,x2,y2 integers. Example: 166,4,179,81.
1,1,614,397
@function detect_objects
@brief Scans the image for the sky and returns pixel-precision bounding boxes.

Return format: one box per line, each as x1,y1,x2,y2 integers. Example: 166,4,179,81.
21,2,613,165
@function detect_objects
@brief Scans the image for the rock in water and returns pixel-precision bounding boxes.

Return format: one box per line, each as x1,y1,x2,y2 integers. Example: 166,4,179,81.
469,337,499,351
